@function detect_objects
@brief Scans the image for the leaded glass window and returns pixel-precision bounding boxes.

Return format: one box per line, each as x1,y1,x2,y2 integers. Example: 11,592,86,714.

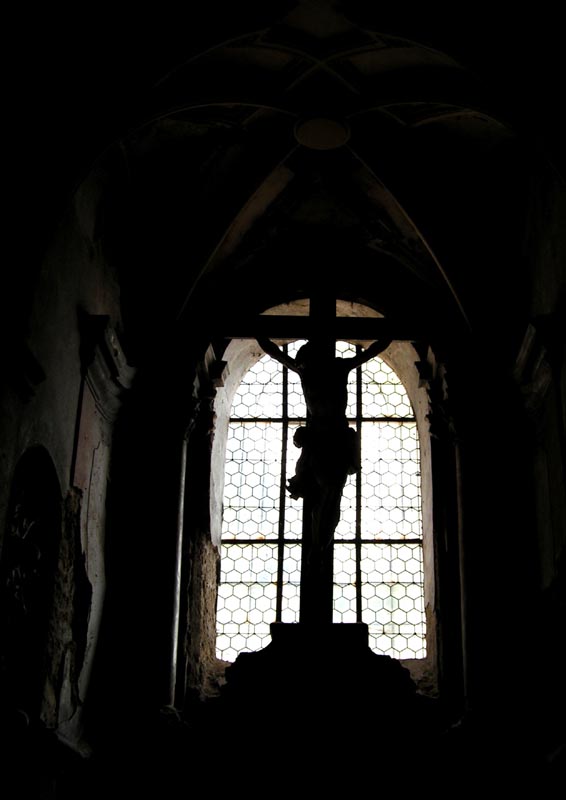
216,341,425,662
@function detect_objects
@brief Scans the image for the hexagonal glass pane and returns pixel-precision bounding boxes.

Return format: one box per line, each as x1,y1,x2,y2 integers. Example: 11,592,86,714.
361,357,413,418
360,542,426,658
222,422,282,541
231,354,282,419
218,334,427,663
360,421,421,540
284,424,305,539
216,543,278,660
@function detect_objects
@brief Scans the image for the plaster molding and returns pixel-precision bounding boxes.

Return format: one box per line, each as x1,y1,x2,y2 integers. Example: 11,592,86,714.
80,314,136,425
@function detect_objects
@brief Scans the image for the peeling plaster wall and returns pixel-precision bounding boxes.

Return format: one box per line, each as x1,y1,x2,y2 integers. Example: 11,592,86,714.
184,529,221,698
1,167,123,746
45,487,91,733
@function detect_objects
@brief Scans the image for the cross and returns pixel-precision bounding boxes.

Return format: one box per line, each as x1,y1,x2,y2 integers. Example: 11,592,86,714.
220,297,419,626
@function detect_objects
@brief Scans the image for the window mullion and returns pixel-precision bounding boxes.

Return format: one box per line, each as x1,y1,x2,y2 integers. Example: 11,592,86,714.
275,355,289,621
355,350,363,622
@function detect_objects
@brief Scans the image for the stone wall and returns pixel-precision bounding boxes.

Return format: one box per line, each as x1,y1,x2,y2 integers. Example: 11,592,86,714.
0,166,127,750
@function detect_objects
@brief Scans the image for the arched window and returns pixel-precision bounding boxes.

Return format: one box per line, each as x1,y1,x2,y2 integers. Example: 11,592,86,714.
216,339,427,663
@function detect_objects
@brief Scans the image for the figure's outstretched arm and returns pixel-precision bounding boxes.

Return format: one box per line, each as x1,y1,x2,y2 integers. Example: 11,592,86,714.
256,338,299,372
345,338,393,370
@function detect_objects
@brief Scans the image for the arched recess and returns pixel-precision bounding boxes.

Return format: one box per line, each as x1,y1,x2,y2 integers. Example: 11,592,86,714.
204,300,436,690
0,446,62,722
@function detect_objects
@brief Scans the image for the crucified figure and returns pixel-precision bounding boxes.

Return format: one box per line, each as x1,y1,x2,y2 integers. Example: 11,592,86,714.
257,336,391,620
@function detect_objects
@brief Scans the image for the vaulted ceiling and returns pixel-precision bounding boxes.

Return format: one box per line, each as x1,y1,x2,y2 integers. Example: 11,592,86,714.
11,2,564,358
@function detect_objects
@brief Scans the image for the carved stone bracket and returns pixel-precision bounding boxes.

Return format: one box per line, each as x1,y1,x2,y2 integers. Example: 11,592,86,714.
193,346,229,439
416,346,457,443
79,313,136,426
208,359,229,389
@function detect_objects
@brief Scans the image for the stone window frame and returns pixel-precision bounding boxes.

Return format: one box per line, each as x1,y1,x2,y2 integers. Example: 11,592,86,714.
208,306,437,689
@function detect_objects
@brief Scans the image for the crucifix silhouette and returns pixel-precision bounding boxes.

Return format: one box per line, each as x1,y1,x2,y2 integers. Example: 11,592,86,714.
257,295,392,624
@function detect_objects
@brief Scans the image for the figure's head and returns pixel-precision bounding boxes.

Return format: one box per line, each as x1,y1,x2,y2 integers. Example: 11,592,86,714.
295,340,325,368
